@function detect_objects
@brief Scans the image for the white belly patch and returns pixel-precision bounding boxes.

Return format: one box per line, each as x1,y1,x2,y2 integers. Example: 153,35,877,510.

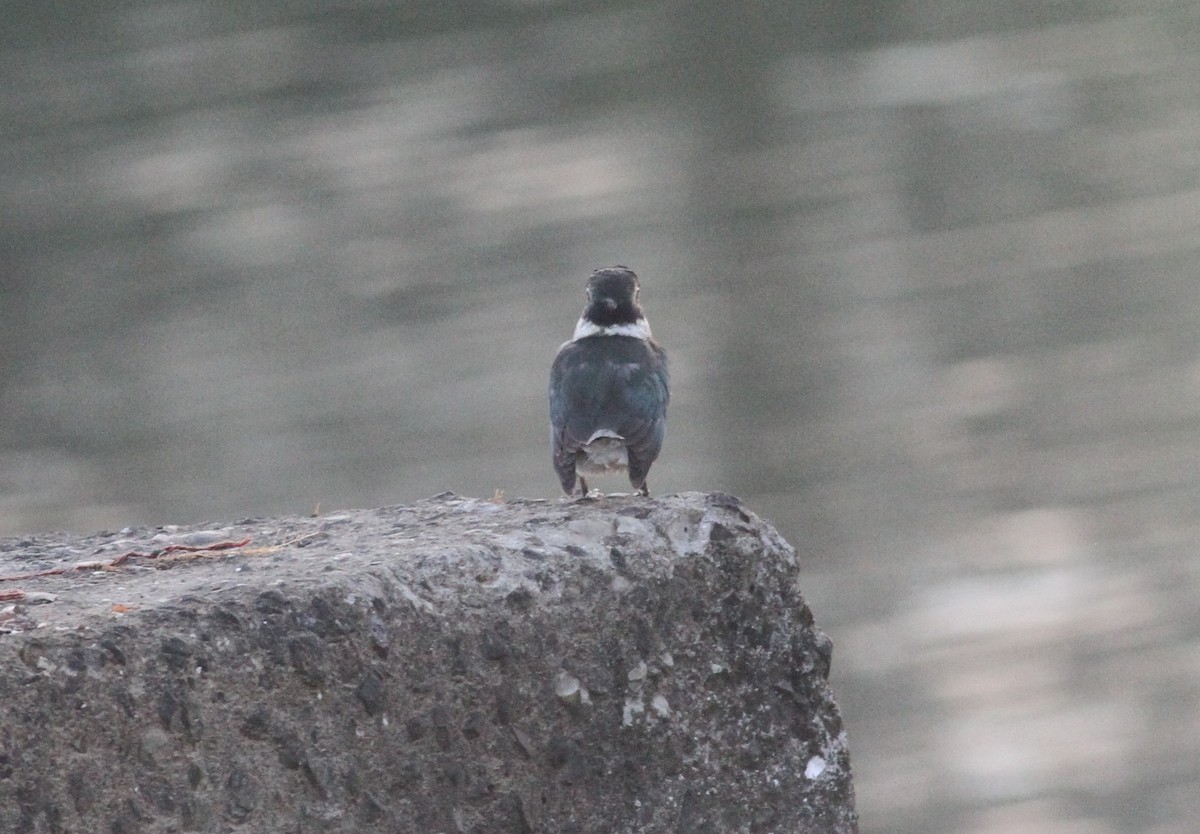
577,431,629,475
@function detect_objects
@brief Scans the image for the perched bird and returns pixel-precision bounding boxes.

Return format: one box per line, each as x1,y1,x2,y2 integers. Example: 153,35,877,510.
549,266,669,497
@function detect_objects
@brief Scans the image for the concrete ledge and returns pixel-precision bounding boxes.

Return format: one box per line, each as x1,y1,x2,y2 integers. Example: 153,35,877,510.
0,492,856,833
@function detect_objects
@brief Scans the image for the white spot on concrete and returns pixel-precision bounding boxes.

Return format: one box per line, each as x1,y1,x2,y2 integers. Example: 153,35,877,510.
555,671,589,705
665,513,715,557
614,515,654,537
622,696,645,726
805,755,827,780
565,517,615,543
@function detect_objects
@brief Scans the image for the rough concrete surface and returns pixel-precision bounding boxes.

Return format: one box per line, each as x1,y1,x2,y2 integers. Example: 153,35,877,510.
0,491,856,833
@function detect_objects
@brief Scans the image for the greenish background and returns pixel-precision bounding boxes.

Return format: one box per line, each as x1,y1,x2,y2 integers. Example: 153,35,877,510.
3,2,1199,831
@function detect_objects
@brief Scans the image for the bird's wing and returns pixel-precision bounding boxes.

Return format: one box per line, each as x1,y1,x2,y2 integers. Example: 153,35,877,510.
549,338,669,472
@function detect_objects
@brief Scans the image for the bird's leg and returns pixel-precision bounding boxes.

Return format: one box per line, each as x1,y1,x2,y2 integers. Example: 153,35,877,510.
578,476,590,497
638,481,649,497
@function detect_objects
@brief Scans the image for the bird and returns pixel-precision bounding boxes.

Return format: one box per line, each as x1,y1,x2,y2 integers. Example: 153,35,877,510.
549,266,669,497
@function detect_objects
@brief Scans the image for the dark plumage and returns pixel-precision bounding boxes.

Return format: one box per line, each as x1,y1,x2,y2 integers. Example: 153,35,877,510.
549,267,669,496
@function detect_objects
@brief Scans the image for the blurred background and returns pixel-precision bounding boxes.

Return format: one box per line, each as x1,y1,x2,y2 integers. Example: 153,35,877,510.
3,1,1200,831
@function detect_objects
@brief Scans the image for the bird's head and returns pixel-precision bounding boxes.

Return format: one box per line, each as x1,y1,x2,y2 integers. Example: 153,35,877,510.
582,266,643,328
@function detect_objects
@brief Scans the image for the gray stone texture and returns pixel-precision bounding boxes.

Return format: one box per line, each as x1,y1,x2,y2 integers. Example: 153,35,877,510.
0,492,856,833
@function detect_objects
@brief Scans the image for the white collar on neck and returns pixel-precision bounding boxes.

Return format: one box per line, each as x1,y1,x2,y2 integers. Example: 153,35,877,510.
572,317,652,341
